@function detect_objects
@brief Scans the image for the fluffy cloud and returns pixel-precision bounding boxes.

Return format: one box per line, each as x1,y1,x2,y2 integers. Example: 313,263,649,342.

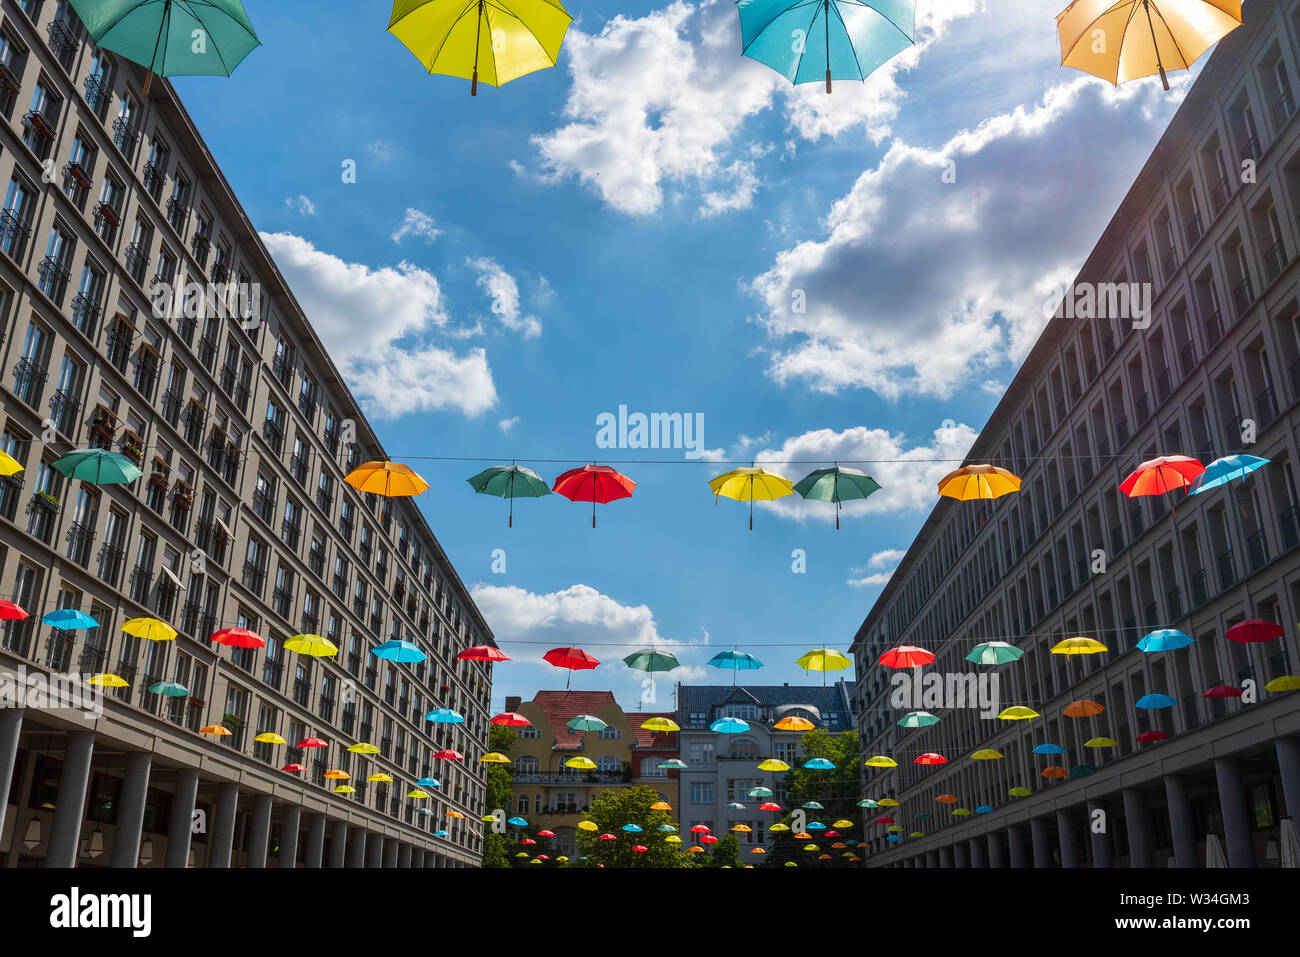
284,194,316,216
391,208,441,245
750,77,1183,399
260,232,496,420
529,0,980,215
847,548,906,587
469,257,543,338
498,416,520,434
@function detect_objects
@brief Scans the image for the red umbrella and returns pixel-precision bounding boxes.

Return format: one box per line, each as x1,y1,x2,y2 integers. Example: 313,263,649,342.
1226,619,1283,644
598,833,617,841
543,646,600,689
458,645,511,662
0,600,28,620
915,752,947,765
1136,730,1169,743
689,824,711,833
210,627,265,649
1203,685,1243,698
873,815,895,824
520,837,536,845
759,801,782,811
552,464,636,527
434,749,465,760
632,845,648,853
537,829,556,837
878,645,934,669
491,712,531,727
1118,455,1206,497
700,834,719,845
281,763,307,773
536,854,550,861
296,737,328,748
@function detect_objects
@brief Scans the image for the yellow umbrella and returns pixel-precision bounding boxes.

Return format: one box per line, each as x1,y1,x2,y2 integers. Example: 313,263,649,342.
937,464,1021,500
1085,737,1119,748
865,755,897,768
773,715,815,732
832,819,854,828
254,732,287,744
997,706,1039,720
348,742,381,754
565,756,596,770
480,752,511,764
577,821,598,831
877,798,900,807
757,758,790,772
795,648,852,688
641,717,680,732
121,617,176,642
344,460,429,497
0,449,22,477
284,633,339,657
665,835,682,844
87,673,128,687
731,824,752,832
367,772,394,782
1266,675,1300,693
1057,0,1243,92
1052,636,1108,656
333,785,356,794
708,466,794,529
650,801,671,811
971,749,1004,760
408,789,431,798
769,823,790,832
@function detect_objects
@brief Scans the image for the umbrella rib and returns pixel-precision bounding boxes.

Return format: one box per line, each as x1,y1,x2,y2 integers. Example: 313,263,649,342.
738,0,823,56
421,0,483,73
1145,0,1193,70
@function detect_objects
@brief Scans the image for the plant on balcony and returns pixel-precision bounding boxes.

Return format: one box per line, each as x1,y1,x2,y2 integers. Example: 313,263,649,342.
90,410,116,440
34,489,60,510
149,468,169,491
172,482,194,510
120,434,144,464
222,712,242,727
0,62,18,96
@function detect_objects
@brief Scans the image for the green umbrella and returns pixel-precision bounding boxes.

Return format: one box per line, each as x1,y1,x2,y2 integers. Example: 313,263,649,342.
67,0,260,96
466,463,552,527
51,449,144,485
623,649,681,673
965,641,1023,665
147,680,188,697
566,714,607,733
793,465,881,529
897,710,939,728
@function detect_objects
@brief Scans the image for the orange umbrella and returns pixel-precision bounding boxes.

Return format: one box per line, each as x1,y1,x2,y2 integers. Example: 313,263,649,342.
1064,699,1105,717
1041,766,1069,779
936,794,959,804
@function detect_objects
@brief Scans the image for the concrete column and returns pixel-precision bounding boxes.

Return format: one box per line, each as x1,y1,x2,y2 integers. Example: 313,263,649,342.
1056,809,1078,868
165,769,200,868
383,836,399,868
398,844,412,867
938,845,953,868
304,814,326,868
969,836,987,868
1275,737,1300,819
246,795,273,868
110,752,152,868
1088,800,1114,868
1164,774,1199,868
988,830,1007,868
953,842,969,868
366,833,384,868
328,820,348,868
279,805,302,868
346,827,366,868
1031,817,1052,867
1122,788,1153,868
925,850,939,868
1215,757,1257,867
1007,825,1027,868
0,711,22,841
47,731,95,867
208,783,239,868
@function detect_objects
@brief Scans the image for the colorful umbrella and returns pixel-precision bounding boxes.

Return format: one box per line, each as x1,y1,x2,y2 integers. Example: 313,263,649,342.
711,716,751,734
792,465,882,528
897,711,939,728
1118,454,1205,498
543,646,600,688
373,639,426,663
466,464,552,527
708,649,763,687
937,464,1021,500
491,712,531,726
147,680,188,697
552,465,636,527
0,450,22,477
707,466,794,529
796,648,852,686
1226,619,1283,644
0,600,27,620
566,714,607,732
284,634,339,658
878,645,933,669
425,708,466,725
966,641,1023,665
458,645,511,662
623,649,681,673
1189,454,1269,494
121,617,176,642
51,448,143,485
773,715,816,731
43,609,99,631
1137,628,1195,652
641,717,681,732
210,627,265,649
344,460,429,497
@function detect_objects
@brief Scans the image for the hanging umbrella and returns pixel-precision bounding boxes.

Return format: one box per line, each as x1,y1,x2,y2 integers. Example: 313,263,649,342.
147,680,187,697
1137,628,1195,652
748,786,774,798
708,649,763,687
1008,787,1033,797
1070,763,1098,778
966,641,1023,665
566,714,607,732
803,758,836,770
897,711,939,728
878,645,934,668
915,753,947,766
347,743,382,754
1136,693,1177,710
1084,737,1119,749
1057,0,1243,92
199,725,230,736
458,645,511,662
281,763,307,774
372,639,426,663
51,448,143,485
66,0,260,95
757,758,789,771
795,648,852,687
1137,729,1170,743
344,460,429,497
479,752,511,764
0,449,22,477
658,758,688,769
284,634,339,658
1226,619,1283,644
426,708,465,725
1118,454,1206,501
1203,685,1243,698
87,673,128,687
623,649,681,673
389,0,572,96
707,466,794,530
297,737,328,750
0,600,27,620
864,755,897,768
543,646,600,689
1063,699,1105,718
1041,766,1068,779
565,756,596,770
1189,454,1269,494
774,715,816,731
210,627,265,648
737,0,915,94
552,465,636,528
492,712,531,726
254,732,287,744
43,609,99,631
641,716,681,732
1052,636,1108,678
792,465,881,528
711,717,751,734
1266,676,1300,693
122,617,177,642
937,464,1021,500
434,749,464,760
466,464,552,527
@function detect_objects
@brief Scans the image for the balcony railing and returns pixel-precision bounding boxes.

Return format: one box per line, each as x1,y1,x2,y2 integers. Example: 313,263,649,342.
242,561,267,595
84,73,110,116
0,209,32,261
1263,239,1288,284
125,242,150,285
1231,275,1254,316
70,292,101,339
197,334,218,369
263,420,284,455
166,196,187,233
47,17,77,69
97,542,125,589
37,256,70,303
48,387,79,436
142,162,165,200
12,357,47,407
129,564,153,604
112,117,138,155
1184,213,1203,248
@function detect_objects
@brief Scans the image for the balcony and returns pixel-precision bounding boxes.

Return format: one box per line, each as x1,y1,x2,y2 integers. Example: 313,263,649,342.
1263,239,1288,284
1271,88,1296,136
197,334,218,369
0,209,32,261
125,242,149,285
272,353,294,389
12,357,48,407
97,542,125,589
70,292,101,339
1231,275,1254,316
183,405,206,448
47,16,77,69
263,420,284,456
272,587,293,619
22,110,54,154
104,326,131,373
281,519,301,550
289,452,308,486
211,260,230,284
48,388,79,436
1184,213,1203,249
166,196,187,233
190,232,211,269
176,315,196,347
128,564,153,605
1217,548,1238,590
161,389,183,428
1245,529,1270,572
84,72,110,115
242,561,266,595
142,162,165,200
112,117,138,155
37,256,70,304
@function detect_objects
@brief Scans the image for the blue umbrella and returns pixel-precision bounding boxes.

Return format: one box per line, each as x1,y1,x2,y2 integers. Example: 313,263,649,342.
803,757,836,770
1135,693,1177,710
372,639,425,663
711,716,751,734
1189,454,1270,494
1032,743,1065,755
507,817,528,827
621,823,643,832
42,609,99,630
975,804,993,814
886,834,902,843
737,0,916,94
425,708,465,724
415,777,442,788
806,821,827,830
1137,628,1195,653
415,808,434,816
433,829,449,837
708,649,764,687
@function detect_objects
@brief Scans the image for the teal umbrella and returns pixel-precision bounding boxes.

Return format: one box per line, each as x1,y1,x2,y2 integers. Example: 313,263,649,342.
466,464,552,528
371,639,425,663
897,710,939,728
68,0,260,95
622,648,680,673
737,0,916,94
147,680,188,697
567,714,607,732
965,641,1024,665
42,609,99,630
51,449,143,485
792,465,882,529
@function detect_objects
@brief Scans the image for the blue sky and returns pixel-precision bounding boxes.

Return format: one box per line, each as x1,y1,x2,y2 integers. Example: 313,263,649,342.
169,0,1208,713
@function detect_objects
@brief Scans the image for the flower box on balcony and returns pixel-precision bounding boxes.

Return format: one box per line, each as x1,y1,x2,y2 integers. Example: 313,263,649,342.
172,483,194,510
90,416,116,441
33,490,60,511
0,63,19,96
66,162,92,190
23,110,53,140
149,472,169,491
95,202,120,227
120,432,144,465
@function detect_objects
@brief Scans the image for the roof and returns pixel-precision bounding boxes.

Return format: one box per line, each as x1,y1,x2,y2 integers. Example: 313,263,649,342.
532,690,617,750
629,711,678,750
676,683,853,730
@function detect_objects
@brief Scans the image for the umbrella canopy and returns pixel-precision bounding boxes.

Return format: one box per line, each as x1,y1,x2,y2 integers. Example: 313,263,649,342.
281,763,307,773
1051,636,1108,656
347,743,381,754
372,639,426,663
566,714,608,732
737,0,915,94
708,650,763,672
711,716,751,734
297,738,328,749
1034,742,1063,753
966,641,1023,665
915,752,947,766
1063,699,1105,717
1057,0,1243,91
552,465,636,527
1266,675,1300,693
878,645,934,669
344,460,429,497
897,710,939,728
1137,729,1170,743
707,466,794,529
658,759,688,769
803,758,836,770
544,646,600,689
937,464,1021,500
1137,628,1195,652
1118,455,1206,497
389,0,572,97
565,756,596,770
970,749,1004,760
748,786,774,798
1226,619,1284,644
773,715,816,731
459,645,511,662
1189,454,1270,494
796,648,852,674
479,752,511,764
284,634,339,658
1203,684,1243,698
121,617,176,642
792,465,882,527
997,706,1039,720
0,450,22,477
425,708,466,725
254,732,287,744
1135,693,1177,709
210,627,265,649
491,712,531,726
42,609,99,631
147,680,188,697
87,673,128,687
623,649,681,673
641,716,681,732
1084,737,1119,749
51,448,143,485
757,758,789,772
434,749,464,759
466,465,552,527
0,600,27,620
864,755,897,768
67,0,260,94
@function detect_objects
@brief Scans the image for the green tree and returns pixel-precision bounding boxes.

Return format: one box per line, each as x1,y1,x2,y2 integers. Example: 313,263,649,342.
767,730,862,868
704,833,741,868
573,786,696,868
481,724,518,868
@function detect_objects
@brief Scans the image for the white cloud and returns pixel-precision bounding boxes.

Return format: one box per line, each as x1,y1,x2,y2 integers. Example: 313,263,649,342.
848,548,906,588
498,416,520,434
259,232,497,420
365,140,396,163
391,208,442,245
469,257,543,338
528,0,983,215
284,194,316,216
750,78,1182,399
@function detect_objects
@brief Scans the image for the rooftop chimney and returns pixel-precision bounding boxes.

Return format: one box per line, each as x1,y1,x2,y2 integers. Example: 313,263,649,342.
505,695,521,712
